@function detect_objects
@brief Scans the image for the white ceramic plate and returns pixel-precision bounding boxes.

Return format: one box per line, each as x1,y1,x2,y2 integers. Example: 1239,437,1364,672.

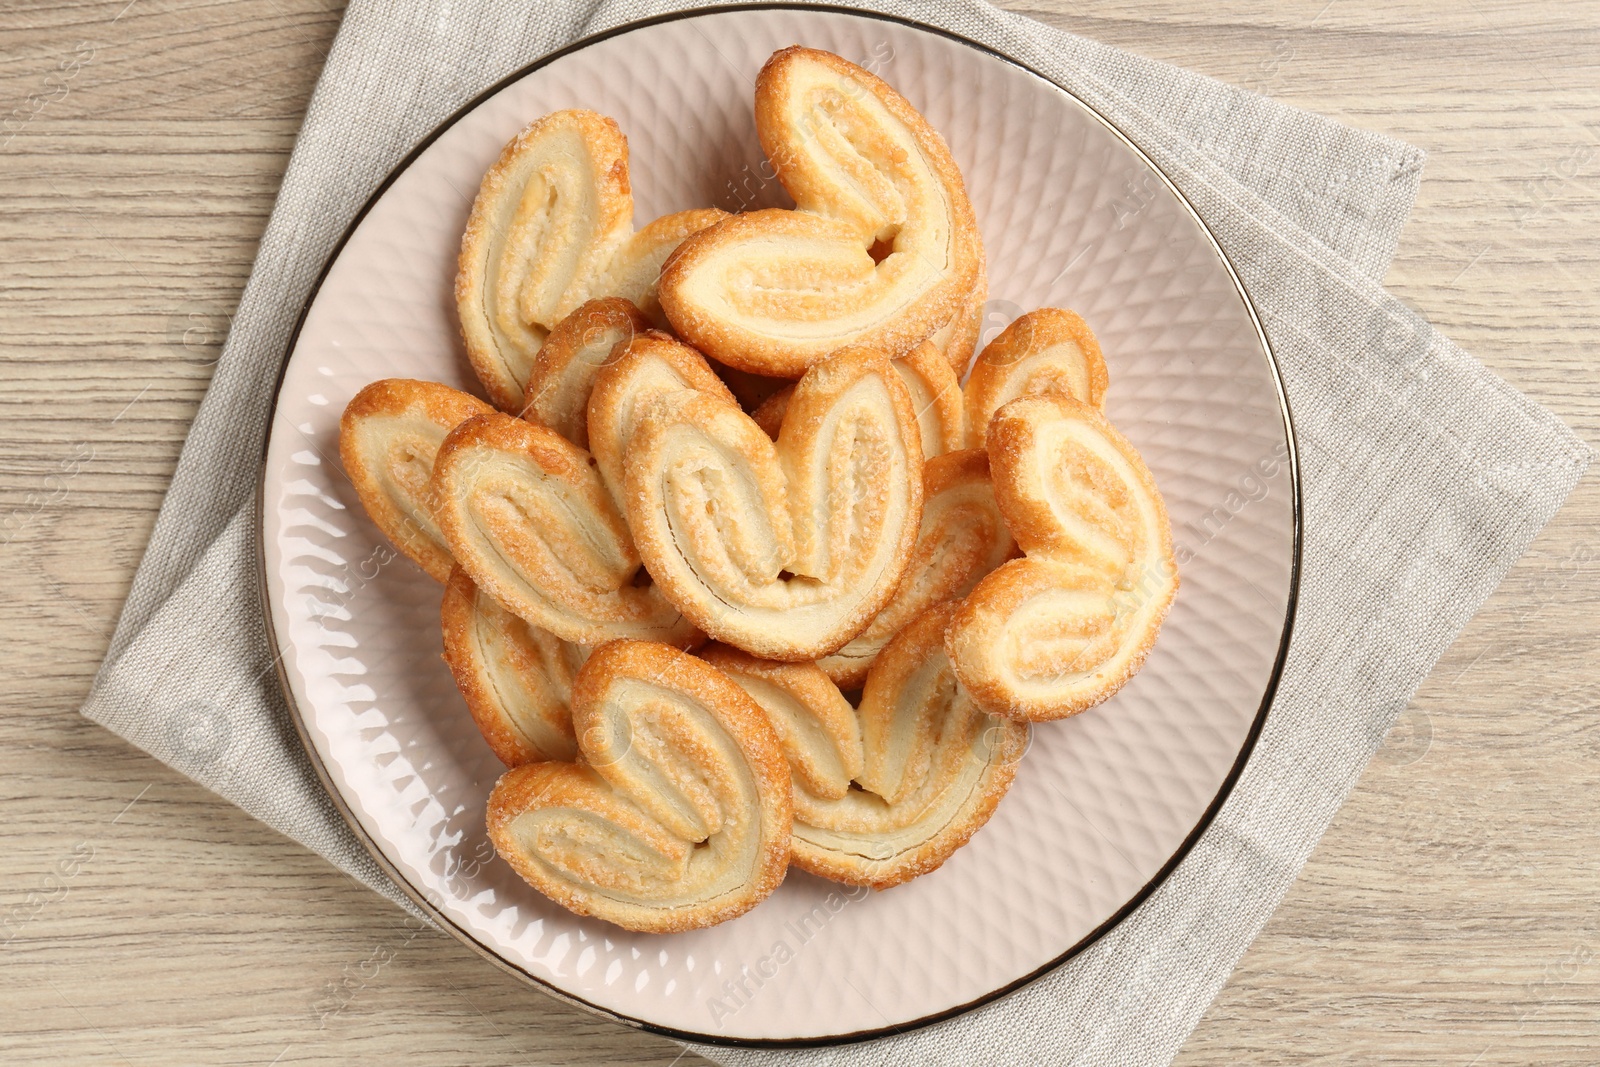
260,5,1297,1046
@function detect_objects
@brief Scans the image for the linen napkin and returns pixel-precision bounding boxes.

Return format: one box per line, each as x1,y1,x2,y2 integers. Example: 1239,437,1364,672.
81,0,1590,1064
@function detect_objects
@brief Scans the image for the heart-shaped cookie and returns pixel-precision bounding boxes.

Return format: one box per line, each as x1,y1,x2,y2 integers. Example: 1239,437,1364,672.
456,108,724,411
486,640,792,933
659,47,985,378
706,602,1028,889
947,393,1178,720
611,345,925,660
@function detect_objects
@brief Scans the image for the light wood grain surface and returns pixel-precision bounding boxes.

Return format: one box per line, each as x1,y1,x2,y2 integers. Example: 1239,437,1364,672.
2,1,1596,1064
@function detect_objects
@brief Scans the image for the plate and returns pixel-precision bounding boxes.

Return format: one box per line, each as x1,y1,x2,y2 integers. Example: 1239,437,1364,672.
260,5,1297,1046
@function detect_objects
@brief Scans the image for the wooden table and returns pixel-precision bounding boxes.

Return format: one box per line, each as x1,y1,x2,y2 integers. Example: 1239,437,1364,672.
2,1,1595,1063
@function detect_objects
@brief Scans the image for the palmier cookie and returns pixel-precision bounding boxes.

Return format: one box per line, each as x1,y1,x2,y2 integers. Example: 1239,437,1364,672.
817,450,1015,689
610,345,924,661
947,393,1177,721
705,602,1028,889
338,379,493,582
441,566,585,766
965,307,1109,447
486,640,792,933
456,108,723,411
429,410,698,647
659,47,984,378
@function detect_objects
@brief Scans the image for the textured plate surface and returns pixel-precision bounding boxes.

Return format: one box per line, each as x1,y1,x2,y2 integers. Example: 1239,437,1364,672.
261,7,1295,1045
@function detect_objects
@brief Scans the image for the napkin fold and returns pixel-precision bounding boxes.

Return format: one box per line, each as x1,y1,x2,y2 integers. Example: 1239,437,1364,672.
81,1,1590,1064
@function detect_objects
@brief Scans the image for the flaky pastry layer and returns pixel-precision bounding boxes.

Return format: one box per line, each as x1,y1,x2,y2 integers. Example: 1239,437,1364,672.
927,272,987,376
751,340,964,461
586,331,739,508
599,208,728,329
456,110,632,412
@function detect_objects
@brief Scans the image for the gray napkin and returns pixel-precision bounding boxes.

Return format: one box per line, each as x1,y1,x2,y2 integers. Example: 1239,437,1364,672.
81,0,1590,1063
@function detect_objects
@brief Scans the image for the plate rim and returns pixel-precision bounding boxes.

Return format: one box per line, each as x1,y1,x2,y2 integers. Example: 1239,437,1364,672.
254,2,1303,1048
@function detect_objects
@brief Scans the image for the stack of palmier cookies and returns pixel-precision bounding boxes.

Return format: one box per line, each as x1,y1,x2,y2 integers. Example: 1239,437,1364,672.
338,46,1177,933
